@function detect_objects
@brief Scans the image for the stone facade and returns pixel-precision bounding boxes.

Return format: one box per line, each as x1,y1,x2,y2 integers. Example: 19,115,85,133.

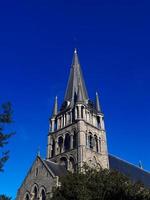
16,157,57,200
17,49,109,199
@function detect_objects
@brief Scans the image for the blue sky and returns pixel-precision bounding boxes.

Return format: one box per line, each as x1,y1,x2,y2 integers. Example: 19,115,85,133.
0,0,150,198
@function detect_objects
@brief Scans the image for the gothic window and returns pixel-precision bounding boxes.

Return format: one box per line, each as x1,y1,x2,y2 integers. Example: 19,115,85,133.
64,133,70,151
72,108,75,122
51,139,55,157
33,186,38,200
69,157,76,172
77,106,79,118
41,189,46,200
99,137,101,152
81,106,84,118
58,136,63,153
25,194,30,200
94,135,98,152
88,133,93,149
97,116,100,129
60,157,68,169
54,119,57,131
73,131,77,148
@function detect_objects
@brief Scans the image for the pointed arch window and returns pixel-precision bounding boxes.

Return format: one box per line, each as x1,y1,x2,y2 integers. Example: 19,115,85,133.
41,189,46,200
94,135,98,152
73,131,77,148
64,133,70,151
25,194,30,200
99,137,101,153
33,186,38,200
51,139,55,157
58,136,63,153
88,133,94,149
81,106,84,118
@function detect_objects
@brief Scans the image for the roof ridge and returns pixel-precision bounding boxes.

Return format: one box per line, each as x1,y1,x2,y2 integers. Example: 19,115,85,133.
109,154,150,175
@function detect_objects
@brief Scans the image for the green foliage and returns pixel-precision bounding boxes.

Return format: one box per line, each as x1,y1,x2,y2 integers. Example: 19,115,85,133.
0,102,13,172
50,165,150,200
0,194,12,200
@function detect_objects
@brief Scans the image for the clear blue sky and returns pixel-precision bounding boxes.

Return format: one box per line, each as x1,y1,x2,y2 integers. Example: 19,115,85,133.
0,0,150,198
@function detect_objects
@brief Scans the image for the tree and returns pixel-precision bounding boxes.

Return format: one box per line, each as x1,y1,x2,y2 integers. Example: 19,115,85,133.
50,165,150,200
0,102,13,172
0,194,12,200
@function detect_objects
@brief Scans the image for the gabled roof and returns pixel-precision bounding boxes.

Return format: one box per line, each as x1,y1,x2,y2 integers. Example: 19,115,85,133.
64,49,89,105
43,159,67,177
109,154,150,188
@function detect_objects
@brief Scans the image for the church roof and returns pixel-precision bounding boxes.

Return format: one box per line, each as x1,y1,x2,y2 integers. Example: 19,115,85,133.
64,49,89,105
109,154,150,188
44,155,150,188
43,159,67,177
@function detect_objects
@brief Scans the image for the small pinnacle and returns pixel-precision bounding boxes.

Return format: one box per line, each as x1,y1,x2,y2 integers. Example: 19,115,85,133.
139,160,143,169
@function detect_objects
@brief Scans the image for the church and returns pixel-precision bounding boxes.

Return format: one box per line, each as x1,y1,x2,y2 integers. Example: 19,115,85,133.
17,49,150,200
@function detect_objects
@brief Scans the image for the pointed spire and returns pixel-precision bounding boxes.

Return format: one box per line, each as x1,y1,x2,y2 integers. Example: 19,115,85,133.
96,92,101,113
64,49,88,105
77,83,84,102
52,96,58,116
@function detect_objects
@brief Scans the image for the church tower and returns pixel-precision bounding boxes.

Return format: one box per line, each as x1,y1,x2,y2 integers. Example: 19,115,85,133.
47,49,109,171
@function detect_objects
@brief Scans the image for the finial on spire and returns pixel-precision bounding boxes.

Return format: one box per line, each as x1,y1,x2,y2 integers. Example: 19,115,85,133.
74,48,77,54
52,96,58,117
96,92,101,113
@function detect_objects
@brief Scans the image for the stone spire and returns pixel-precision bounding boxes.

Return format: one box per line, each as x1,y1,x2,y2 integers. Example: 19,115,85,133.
64,49,88,105
52,96,58,116
77,83,84,102
96,92,101,113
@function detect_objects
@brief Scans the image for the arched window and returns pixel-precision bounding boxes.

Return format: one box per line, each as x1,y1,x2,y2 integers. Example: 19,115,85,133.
81,106,84,118
25,194,30,200
77,106,79,118
33,186,38,200
58,136,63,153
73,131,77,148
94,135,98,152
60,157,68,169
54,119,57,131
88,133,93,149
64,133,70,151
41,189,46,200
69,157,76,172
51,139,55,157
99,137,101,152
97,116,101,129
